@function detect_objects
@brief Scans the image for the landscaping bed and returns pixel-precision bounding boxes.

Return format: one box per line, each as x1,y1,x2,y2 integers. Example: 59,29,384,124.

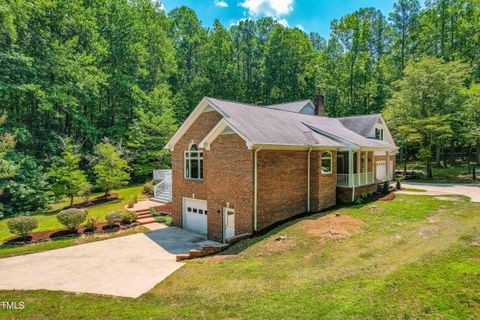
68,193,119,209
3,221,139,246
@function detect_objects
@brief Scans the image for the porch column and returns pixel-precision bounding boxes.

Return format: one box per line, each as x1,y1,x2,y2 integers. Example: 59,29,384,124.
363,151,368,185
356,150,361,186
386,151,390,181
348,149,353,187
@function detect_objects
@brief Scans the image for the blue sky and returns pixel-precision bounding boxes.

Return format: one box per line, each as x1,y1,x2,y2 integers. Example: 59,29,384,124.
160,0,396,38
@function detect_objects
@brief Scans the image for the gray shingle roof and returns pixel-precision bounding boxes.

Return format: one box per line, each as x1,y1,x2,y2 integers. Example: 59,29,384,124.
263,100,312,113
338,114,381,137
205,97,396,149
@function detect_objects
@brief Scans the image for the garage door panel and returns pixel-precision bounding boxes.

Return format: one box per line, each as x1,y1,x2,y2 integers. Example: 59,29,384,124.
183,198,207,235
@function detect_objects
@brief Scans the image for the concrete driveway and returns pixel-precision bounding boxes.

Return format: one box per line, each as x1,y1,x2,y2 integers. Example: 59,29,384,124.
0,227,220,298
397,182,480,202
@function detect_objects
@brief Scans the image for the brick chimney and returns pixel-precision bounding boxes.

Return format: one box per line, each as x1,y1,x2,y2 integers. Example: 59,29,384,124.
313,94,325,116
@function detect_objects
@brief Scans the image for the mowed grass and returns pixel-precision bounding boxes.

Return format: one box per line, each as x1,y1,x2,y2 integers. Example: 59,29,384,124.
1,194,479,319
0,185,144,241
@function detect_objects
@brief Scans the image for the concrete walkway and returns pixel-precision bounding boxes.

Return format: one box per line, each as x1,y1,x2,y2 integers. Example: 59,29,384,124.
397,182,480,202
0,227,220,298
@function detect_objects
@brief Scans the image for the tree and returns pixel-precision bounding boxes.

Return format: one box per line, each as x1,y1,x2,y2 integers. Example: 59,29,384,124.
48,138,91,207
389,0,420,71
92,142,131,197
463,84,480,164
386,57,469,177
127,108,177,180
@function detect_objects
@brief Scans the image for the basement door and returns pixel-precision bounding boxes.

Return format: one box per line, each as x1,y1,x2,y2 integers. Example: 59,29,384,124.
183,198,207,235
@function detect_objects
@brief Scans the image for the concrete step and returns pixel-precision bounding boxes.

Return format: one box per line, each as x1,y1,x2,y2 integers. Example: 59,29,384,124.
136,212,153,219
137,217,156,225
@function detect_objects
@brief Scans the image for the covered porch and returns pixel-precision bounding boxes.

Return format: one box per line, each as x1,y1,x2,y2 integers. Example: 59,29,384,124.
336,150,392,188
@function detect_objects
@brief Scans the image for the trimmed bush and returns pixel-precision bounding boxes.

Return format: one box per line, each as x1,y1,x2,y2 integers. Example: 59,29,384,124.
106,212,123,227
84,217,99,232
383,181,390,194
142,180,154,196
57,208,87,232
122,211,138,224
396,178,402,190
7,216,38,239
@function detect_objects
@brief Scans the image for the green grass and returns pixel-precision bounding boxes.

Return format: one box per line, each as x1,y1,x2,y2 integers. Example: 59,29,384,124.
0,226,148,259
403,188,427,192
0,185,145,242
398,160,480,183
1,194,479,319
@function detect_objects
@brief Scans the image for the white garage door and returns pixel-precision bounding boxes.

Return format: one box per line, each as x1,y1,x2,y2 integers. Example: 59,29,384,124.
183,198,207,235
376,161,386,181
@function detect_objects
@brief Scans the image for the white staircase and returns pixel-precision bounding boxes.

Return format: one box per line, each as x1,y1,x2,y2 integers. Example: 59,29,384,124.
153,170,172,203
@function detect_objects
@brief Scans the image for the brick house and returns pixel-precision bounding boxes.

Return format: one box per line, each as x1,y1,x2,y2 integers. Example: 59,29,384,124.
164,96,398,242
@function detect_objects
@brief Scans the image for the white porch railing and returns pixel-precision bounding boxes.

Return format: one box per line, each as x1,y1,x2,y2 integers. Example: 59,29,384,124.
337,171,375,187
153,169,172,202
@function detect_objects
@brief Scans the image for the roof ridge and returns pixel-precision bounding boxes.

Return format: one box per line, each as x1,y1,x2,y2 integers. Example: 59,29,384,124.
337,113,381,119
206,97,325,118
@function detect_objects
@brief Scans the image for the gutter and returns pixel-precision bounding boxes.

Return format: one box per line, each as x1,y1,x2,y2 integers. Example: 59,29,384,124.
253,147,262,232
307,147,312,212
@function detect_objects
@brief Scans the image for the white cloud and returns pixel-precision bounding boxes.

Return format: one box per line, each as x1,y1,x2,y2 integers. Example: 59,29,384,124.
215,0,228,8
240,0,294,18
277,18,289,27
295,24,304,31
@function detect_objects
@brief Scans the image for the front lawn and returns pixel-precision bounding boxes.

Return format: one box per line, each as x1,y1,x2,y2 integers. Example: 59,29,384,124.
0,185,144,242
1,194,479,319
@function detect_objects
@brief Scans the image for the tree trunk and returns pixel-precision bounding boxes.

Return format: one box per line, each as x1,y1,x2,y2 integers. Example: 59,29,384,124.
450,140,455,165
436,144,441,167
426,157,433,179
403,146,408,176
477,140,480,165
70,195,74,207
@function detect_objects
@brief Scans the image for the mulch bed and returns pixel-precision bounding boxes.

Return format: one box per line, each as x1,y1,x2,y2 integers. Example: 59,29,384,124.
379,193,396,201
3,221,139,246
67,193,119,210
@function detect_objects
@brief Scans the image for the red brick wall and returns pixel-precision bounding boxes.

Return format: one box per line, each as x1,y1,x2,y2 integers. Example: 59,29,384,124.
256,149,337,230
171,111,223,229
337,183,378,203
206,134,253,242
310,150,337,212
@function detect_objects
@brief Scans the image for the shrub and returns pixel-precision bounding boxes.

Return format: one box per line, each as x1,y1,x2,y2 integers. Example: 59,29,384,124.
84,217,99,232
142,180,154,196
127,200,135,208
7,216,38,239
57,208,87,232
122,211,138,224
106,212,123,227
156,215,173,226
355,192,369,205
133,195,138,203
383,181,390,194
396,178,402,190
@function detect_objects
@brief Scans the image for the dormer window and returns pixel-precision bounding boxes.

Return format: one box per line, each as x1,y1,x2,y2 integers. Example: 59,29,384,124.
184,144,203,180
375,128,384,140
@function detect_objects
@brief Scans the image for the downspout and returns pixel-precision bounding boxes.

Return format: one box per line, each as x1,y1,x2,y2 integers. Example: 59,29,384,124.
254,146,262,232
307,147,312,212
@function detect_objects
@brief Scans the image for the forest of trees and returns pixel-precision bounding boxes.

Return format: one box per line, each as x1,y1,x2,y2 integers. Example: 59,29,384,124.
0,0,479,215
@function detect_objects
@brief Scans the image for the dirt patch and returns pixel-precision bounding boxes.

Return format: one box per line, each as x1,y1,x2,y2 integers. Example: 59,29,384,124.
434,196,462,202
380,193,396,201
300,214,364,243
417,225,440,238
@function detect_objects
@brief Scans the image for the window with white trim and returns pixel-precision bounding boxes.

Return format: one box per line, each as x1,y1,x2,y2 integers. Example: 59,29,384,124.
321,151,332,174
184,144,203,180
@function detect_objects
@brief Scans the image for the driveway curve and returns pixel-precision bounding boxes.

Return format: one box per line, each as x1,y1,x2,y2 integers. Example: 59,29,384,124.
0,227,220,298
397,182,480,202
